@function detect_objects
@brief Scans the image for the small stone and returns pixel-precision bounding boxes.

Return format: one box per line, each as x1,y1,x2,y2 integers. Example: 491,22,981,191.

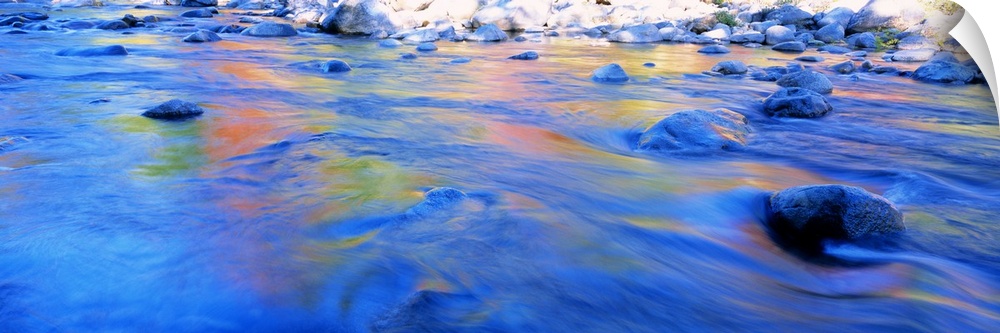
698,45,730,54
772,41,806,53
415,42,437,52
591,63,628,83
795,56,824,62
240,22,297,37
183,30,222,42
400,53,417,60
321,59,352,73
830,60,855,74
508,51,538,60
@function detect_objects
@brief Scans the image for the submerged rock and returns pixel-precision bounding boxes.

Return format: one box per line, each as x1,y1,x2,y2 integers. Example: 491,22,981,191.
890,49,937,62
591,63,628,83
379,39,402,48
711,60,747,75
415,42,437,52
96,20,129,30
183,30,222,43
142,99,204,120
241,22,297,37
847,0,925,33
912,53,976,84
508,51,538,60
466,23,508,42
776,70,833,94
818,45,851,54
830,60,855,74
607,24,661,43
55,45,128,57
795,56,824,62
697,45,730,54
180,9,214,18
321,59,352,73
636,109,751,152
181,0,217,7
772,41,806,53
768,184,905,252
763,87,833,118
0,73,23,85
406,187,468,218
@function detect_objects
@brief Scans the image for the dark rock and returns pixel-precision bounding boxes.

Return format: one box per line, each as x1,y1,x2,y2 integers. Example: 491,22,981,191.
763,87,833,118
400,53,417,60
415,42,437,52
851,32,877,49
96,20,129,30
181,0,218,7
860,60,875,72
6,12,47,21
871,66,898,74
508,51,538,60
142,99,205,120
711,60,748,75
5,30,28,35
0,16,27,26
815,23,844,43
768,184,905,252
122,14,140,27
591,63,628,83
180,9,214,18
795,56,824,62
213,24,244,34
467,23,508,42
912,56,976,84
183,30,222,42
777,70,833,94
817,45,851,54
772,41,806,53
608,23,661,43
636,109,751,152
698,45,730,54
0,73,23,85
830,60,855,74
55,45,128,57
241,22,297,37
406,187,468,218
321,59,352,73
643,62,655,67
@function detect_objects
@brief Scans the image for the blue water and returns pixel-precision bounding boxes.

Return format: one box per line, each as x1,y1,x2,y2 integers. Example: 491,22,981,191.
1,5,999,332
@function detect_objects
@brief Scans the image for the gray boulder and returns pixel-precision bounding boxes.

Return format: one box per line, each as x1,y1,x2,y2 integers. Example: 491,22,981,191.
763,87,833,118
608,24,662,43
777,70,833,94
765,25,795,45
591,63,628,83
96,20,129,30
890,48,937,62
183,30,221,42
818,45,851,54
466,23,508,42
241,22,297,37
406,187,468,218
850,32,876,49
508,51,539,60
751,20,780,33
768,184,905,252
816,7,853,27
897,36,939,51
415,42,437,52
636,109,751,152
772,41,806,53
765,5,813,26
142,99,204,120
815,23,844,43
181,0,217,6
912,53,976,84
698,45,730,54
180,9,213,18
55,45,128,57
402,28,439,43
848,0,925,33
731,32,765,43
711,60,748,75
830,60,855,74
658,27,682,41
322,59,352,73
326,0,406,35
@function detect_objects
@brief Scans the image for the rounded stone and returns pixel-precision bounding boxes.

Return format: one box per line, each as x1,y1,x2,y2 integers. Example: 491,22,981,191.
591,63,628,83
763,87,833,118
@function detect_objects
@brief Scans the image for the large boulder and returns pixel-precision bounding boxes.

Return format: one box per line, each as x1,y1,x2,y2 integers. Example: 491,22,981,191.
765,25,795,45
181,0,217,7
326,0,408,35
240,22,298,37
765,4,813,26
768,184,905,252
591,63,628,83
912,52,977,84
848,0,926,33
763,87,833,118
849,32,877,48
636,109,751,152
711,60,748,75
401,28,439,43
466,23,508,42
55,45,128,57
816,7,854,27
815,23,844,43
608,24,661,43
777,70,834,94
142,99,205,120
471,0,552,31
731,31,765,43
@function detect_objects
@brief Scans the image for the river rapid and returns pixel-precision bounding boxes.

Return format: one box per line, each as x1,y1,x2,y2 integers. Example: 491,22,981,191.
1,5,999,332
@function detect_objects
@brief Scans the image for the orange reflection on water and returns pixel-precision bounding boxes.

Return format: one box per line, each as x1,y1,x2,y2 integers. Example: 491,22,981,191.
202,105,290,162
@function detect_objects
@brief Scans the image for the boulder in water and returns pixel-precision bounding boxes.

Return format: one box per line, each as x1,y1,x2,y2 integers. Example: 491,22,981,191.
415,42,437,52
508,51,538,60
697,45,730,54
830,60,855,74
241,22,297,37
777,70,833,94
180,9,214,18
142,99,205,120
406,187,468,218
772,41,806,53
591,63,628,83
183,30,222,43
711,60,747,75
466,23,508,42
55,45,128,57
762,87,833,118
96,20,130,30
912,52,976,84
636,109,751,152
322,59,352,73
607,24,662,43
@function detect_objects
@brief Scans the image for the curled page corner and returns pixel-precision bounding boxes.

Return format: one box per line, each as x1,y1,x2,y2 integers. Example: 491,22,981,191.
949,2,998,118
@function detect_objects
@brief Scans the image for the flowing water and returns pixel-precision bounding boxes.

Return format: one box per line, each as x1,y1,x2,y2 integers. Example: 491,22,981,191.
1,5,999,332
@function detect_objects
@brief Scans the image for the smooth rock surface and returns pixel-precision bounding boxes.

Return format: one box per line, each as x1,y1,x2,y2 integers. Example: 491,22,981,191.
55,45,128,57
321,59,352,73
608,24,661,43
508,51,538,60
697,45,730,54
591,63,628,83
636,109,751,152
142,99,205,120
768,184,905,251
183,30,221,43
772,41,806,53
763,87,833,118
466,23,507,42
777,70,834,94
711,60,747,75
241,22,297,37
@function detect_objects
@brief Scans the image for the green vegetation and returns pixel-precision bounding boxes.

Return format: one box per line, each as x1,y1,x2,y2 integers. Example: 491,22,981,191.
874,30,900,51
715,11,739,27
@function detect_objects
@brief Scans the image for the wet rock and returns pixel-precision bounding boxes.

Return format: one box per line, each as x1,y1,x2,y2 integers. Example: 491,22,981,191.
890,48,937,62
768,184,905,252
817,45,851,54
591,63,628,83
697,45,730,54
508,51,538,60
830,60,855,74
183,30,222,42
402,28,439,43
608,24,661,43
815,23,844,43
415,42,437,52
730,31,765,43
466,23,507,42
0,73,23,85
845,51,867,58
871,66,898,74
763,87,833,118
471,0,550,31
121,14,140,27
241,22,297,37
406,187,468,218
816,7,853,27
777,70,833,94
711,60,747,75
379,39,402,48
772,41,806,53
0,16,27,26
912,53,976,84
55,45,128,57
96,20,129,30
180,9,214,18
181,0,218,6
764,25,794,45
326,0,406,35
142,99,204,120
848,0,925,33
851,32,876,49
450,57,471,64
795,56,824,62
400,53,417,60
643,62,655,67
658,27,681,41
213,24,245,34
321,59,352,73
860,60,875,72
636,109,751,152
